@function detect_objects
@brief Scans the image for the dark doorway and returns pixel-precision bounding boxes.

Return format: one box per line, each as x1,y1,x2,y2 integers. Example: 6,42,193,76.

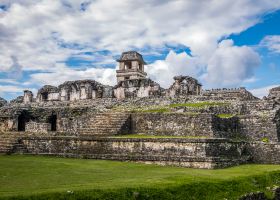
18,111,31,131
274,109,280,142
48,114,57,131
41,92,48,101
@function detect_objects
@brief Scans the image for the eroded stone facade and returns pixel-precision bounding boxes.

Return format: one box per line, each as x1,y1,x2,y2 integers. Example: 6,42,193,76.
0,50,280,169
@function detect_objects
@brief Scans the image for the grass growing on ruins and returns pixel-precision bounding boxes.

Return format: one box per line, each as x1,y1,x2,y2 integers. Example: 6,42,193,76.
216,113,236,118
169,101,229,108
110,134,208,139
1,155,280,200
113,101,230,113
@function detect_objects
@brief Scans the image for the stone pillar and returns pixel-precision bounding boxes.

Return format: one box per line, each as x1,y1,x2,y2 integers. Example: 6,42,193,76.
119,62,125,70
23,90,33,104
132,61,139,70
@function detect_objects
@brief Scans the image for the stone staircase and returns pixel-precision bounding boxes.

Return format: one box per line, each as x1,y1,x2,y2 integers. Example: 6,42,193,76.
78,112,131,136
0,133,25,154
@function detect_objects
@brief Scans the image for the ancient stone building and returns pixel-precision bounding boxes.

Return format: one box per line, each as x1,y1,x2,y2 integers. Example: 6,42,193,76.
1,50,280,169
114,51,163,99
23,90,33,104
202,87,257,101
34,80,114,103
0,97,7,107
37,85,60,102
166,76,202,97
58,80,113,101
267,86,280,101
116,51,147,82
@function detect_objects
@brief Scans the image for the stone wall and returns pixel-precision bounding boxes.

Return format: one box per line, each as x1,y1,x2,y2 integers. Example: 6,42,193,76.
0,97,7,107
19,136,249,169
202,87,258,101
248,142,280,164
26,122,51,133
131,113,239,138
239,114,278,142
166,76,202,97
114,79,162,99
131,113,215,137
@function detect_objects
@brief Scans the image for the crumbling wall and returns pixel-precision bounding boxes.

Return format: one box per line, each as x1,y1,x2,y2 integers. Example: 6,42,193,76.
238,112,278,142
202,87,258,101
131,113,240,138
20,137,249,168
26,122,51,133
0,97,7,107
166,76,202,97
131,113,215,137
114,79,162,99
248,142,280,164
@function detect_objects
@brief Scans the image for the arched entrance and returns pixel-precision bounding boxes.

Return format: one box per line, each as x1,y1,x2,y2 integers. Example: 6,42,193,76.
48,114,57,131
17,111,31,131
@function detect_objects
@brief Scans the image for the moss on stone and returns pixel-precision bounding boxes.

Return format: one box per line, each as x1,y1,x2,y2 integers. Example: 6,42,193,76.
169,102,229,108
216,114,236,118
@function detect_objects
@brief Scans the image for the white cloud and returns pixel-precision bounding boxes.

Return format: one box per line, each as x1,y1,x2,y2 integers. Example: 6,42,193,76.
146,50,203,88
147,40,261,89
250,85,279,98
28,63,116,86
0,0,279,95
260,35,280,53
201,40,261,88
0,84,37,100
0,0,279,70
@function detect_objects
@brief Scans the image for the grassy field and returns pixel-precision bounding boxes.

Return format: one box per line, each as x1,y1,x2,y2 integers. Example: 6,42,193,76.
1,155,280,200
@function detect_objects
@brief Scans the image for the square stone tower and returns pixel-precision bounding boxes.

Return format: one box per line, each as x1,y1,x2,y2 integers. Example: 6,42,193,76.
116,51,147,83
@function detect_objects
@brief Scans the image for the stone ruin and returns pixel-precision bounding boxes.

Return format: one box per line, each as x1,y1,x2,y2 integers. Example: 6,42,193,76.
1,50,280,169
166,75,202,97
9,51,255,103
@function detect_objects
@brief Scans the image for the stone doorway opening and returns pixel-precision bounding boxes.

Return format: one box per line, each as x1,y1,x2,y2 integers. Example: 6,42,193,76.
17,111,31,131
48,114,57,131
41,92,48,101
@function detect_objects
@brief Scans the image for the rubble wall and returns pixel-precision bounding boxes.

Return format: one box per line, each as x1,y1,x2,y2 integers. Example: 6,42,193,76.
239,114,278,142
26,122,51,133
131,113,240,138
131,113,215,137
248,142,280,164
20,137,249,169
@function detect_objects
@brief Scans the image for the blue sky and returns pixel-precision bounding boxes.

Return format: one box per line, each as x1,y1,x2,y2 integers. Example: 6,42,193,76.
1,1,280,100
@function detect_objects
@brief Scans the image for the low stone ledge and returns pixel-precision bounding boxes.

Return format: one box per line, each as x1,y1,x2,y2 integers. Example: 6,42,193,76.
19,135,241,143
239,192,267,200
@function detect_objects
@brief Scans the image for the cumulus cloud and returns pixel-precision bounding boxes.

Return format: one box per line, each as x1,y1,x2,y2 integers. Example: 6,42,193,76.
202,40,261,88
250,85,279,98
147,40,261,89
28,64,116,86
260,35,280,53
146,51,203,88
0,0,279,96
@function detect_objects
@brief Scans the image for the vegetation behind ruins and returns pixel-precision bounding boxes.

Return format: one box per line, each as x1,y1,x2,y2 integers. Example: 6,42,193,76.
1,155,280,200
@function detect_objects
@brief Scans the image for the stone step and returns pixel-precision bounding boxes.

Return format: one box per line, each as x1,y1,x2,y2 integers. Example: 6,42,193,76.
78,112,130,135
92,115,129,118
88,119,128,123
79,129,121,132
79,131,119,134
80,125,124,129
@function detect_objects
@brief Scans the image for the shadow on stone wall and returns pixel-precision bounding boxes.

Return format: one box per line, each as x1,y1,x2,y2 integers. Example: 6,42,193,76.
273,109,280,142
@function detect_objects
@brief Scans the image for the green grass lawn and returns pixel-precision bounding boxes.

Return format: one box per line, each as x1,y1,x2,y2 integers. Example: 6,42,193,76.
1,155,280,200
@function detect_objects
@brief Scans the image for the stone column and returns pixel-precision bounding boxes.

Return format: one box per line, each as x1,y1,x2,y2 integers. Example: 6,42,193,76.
23,90,33,104
119,62,125,70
